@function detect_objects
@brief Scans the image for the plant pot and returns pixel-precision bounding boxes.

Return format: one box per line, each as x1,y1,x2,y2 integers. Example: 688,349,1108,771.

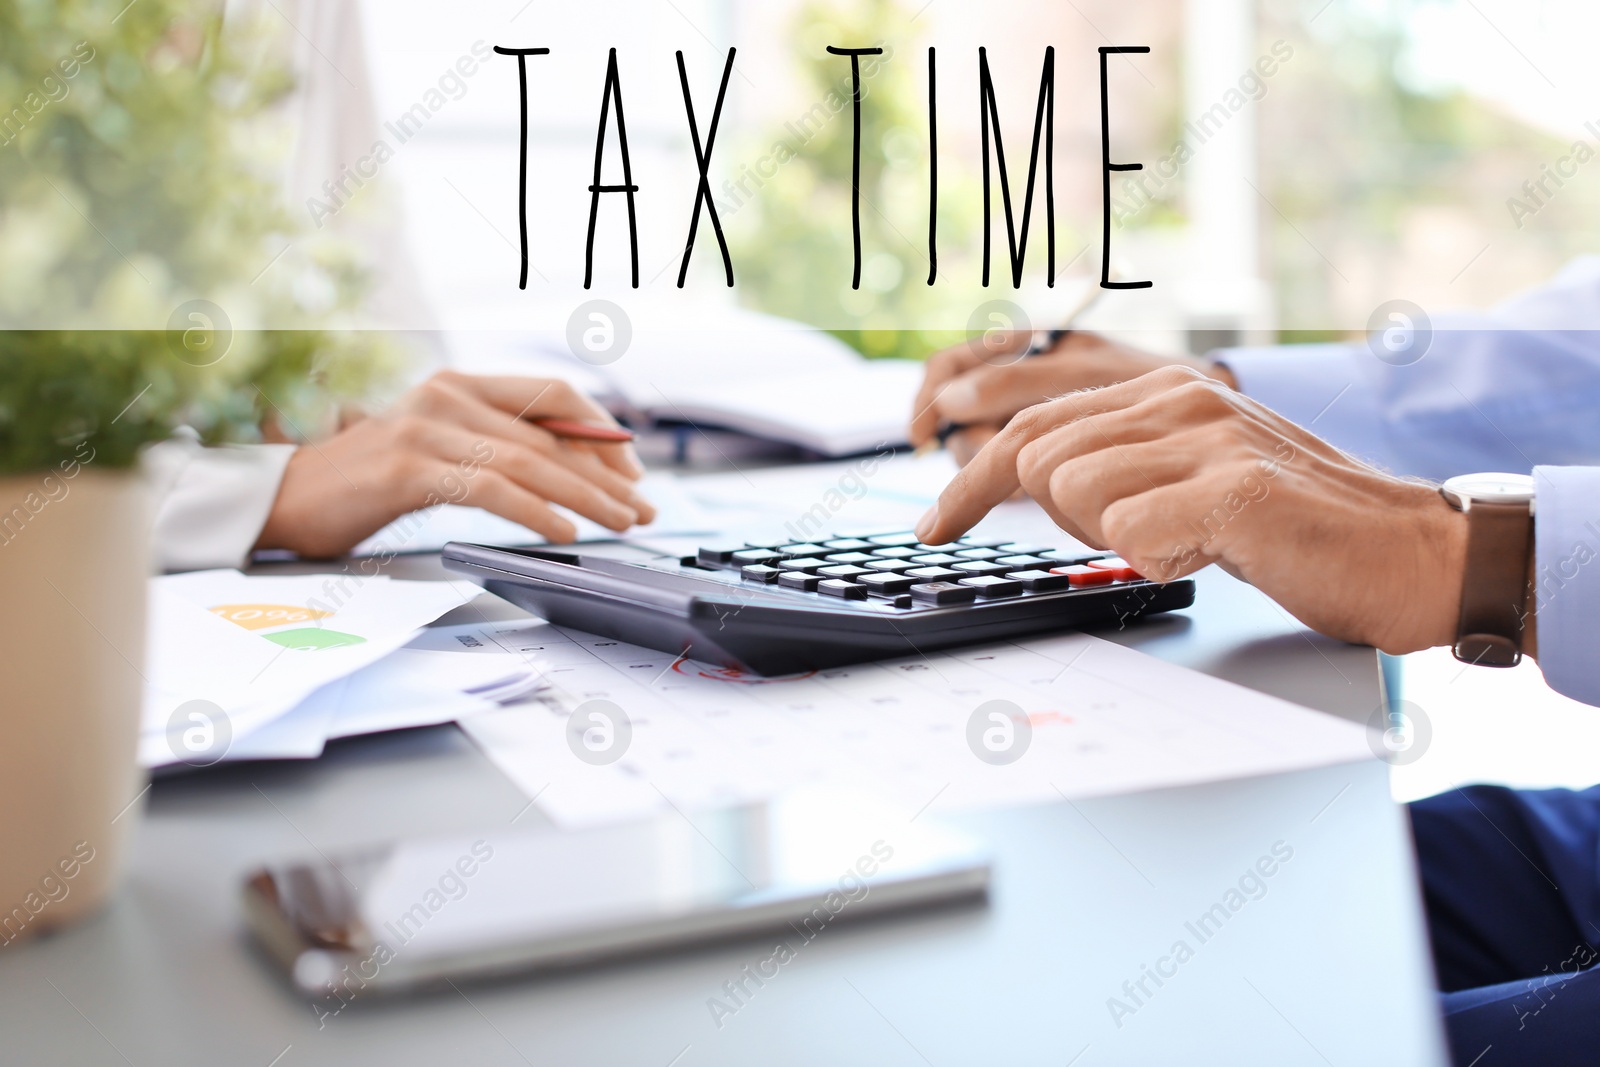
0,468,149,946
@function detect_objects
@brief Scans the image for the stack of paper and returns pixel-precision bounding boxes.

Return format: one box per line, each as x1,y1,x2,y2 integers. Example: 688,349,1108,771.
140,571,495,768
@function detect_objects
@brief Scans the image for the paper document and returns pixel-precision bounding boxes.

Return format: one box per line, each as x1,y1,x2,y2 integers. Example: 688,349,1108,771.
156,622,559,765
649,360,922,457
503,310,924,456
141,571,480,768
677,451,1100,559
454,619,1375,828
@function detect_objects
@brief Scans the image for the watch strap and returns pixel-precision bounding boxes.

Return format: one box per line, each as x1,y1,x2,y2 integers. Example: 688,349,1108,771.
1454,500,1532,667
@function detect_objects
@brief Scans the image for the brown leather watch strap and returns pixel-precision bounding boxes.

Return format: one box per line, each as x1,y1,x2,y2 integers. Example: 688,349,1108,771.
1454,500,1533,667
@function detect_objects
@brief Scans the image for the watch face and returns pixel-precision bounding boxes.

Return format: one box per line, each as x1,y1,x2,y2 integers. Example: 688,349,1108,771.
1441,472,1536,506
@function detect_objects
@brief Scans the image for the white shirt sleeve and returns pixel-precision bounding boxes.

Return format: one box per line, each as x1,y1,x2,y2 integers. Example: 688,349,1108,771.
1532,466,1600,707
143,432,296,572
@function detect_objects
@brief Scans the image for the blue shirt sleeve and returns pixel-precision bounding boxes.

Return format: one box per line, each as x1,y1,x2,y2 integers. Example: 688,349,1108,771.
1212,257,1600,482
1533,467,1600,708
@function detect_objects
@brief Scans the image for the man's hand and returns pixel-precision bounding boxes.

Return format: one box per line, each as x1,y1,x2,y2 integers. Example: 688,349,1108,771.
908,332,1237,465
256,371,655,558
915,366,1468,656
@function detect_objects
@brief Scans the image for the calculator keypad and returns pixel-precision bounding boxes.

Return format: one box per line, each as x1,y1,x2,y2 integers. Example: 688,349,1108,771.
695,532,1133,608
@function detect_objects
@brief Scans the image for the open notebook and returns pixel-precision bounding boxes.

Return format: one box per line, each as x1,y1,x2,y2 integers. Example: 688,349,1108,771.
448,311,923,457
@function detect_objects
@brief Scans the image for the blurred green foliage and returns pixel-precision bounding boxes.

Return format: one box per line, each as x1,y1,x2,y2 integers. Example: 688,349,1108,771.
727,0,988,361
1260,1,1599,331
0,0,393,474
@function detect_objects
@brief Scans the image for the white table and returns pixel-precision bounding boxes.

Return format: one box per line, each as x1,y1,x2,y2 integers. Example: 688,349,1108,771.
0,553,1447,1064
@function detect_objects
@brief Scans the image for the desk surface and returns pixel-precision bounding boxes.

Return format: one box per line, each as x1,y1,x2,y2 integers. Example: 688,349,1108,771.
0,559,1448,1065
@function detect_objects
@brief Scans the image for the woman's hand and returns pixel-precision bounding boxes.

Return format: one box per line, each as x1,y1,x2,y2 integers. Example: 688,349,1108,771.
255,371,654,558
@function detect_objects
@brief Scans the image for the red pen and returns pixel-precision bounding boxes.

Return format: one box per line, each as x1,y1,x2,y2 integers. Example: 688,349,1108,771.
532,417,636,443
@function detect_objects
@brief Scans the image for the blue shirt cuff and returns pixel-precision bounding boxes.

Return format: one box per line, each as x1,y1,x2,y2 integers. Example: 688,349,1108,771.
1213,343,1396,472
1533,466,1600,707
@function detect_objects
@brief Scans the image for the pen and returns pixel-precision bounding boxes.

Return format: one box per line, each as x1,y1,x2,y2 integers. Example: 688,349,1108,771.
533,417,636,443
915,283,1104,457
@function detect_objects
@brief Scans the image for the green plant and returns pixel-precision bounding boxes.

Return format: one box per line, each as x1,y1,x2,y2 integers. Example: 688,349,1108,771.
0,0,393,475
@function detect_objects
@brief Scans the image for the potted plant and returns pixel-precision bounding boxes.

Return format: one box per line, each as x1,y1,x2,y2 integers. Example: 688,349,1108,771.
0,0,388,943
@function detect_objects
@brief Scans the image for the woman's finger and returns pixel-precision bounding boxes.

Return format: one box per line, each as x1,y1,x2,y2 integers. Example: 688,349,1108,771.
446,464,580,543
404,376,650,510
439,371,645,479
406,419,641,533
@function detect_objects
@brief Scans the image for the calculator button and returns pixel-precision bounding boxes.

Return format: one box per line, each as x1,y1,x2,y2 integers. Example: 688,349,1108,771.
732,549,781,566
740,564,783,583
905,566,964,582
824,552,877,565
914,543,962,553
956,536,1011,549
870,546,922,559
1086,557,1144,581
1042,550,1105,566
867,533,922,547
818,578,869,600
954,548,1006,561
997,554,1049,568
824,539,876,551
779,571,821,592
1007,569,1071,592
959,575,1024,598
697,545,742,565
777,543,831,558
998,543,1052,556
818,565,872,580
743,537,789,550
911,553,963,565
952,561,1009,578
909,581,979,605
1053,565,1115,587
858,573,916,595
779,558,830,574
863,559,917,573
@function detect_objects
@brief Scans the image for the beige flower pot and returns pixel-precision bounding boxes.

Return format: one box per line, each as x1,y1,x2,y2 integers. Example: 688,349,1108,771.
0,467,148,946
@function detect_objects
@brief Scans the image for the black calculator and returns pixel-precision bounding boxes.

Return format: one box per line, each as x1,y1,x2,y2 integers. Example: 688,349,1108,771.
443,532,1195,676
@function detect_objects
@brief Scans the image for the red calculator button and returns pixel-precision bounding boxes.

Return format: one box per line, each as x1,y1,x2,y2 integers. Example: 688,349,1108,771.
1052,565,1115,587
1085,557,1143,581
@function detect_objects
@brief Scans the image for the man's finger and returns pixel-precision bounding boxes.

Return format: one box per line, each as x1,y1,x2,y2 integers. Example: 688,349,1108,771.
1029,435,1202,547
916,406,1053,543
917,367,1216,543
1011,395,1192,488
945,424,998,468
1092,480,1237,583
932,358,1084,426
908,346,984,445
919,388,1121,542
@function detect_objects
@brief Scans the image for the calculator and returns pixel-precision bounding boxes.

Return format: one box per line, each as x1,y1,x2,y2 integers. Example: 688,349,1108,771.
443,532,1195,676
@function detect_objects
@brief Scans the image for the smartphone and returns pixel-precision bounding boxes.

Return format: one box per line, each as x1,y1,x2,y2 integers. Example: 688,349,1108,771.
242,790,990,997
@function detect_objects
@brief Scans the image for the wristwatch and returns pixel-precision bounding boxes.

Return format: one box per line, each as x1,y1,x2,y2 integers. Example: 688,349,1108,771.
1439,473,1536,667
